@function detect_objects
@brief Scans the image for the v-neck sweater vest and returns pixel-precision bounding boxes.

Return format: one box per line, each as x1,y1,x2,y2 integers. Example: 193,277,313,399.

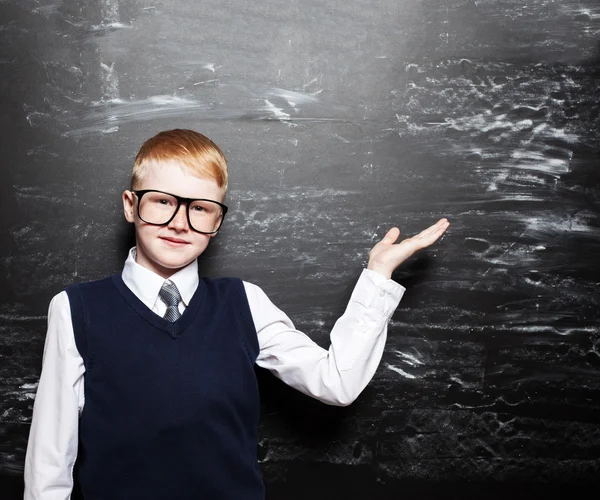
66,274,264,500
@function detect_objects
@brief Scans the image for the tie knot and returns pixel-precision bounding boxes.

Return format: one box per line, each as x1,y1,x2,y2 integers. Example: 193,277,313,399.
159,280,181,308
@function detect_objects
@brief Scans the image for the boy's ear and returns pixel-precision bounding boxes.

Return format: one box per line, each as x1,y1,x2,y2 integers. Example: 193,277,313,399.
122,190,136,223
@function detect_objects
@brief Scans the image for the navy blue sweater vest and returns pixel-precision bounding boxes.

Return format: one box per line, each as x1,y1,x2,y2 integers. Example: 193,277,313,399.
66,274,264,500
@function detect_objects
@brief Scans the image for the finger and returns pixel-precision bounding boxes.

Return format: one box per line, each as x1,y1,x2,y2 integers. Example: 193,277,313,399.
404,221,449,250
380,227,400,245
415,218,449,239
418,222,449,242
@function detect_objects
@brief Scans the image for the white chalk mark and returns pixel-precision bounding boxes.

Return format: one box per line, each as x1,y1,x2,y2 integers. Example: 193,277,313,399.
263,99,290,121
100,62,119,101
64,95,211,136
372,225,381,240
193,79,219,86
302,78,319,89
90,22,131,31
394,350,424,366
480,229,527,277
266,88,320,106
332,133,351,143
449,376,467,387
386,363,417,379
101,0,120,23
0,314,47,321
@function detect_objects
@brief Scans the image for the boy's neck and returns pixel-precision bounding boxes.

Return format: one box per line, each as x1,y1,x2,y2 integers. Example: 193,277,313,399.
132,247,195,279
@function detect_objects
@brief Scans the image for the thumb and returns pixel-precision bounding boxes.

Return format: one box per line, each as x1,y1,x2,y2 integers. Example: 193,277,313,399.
380,227,400,245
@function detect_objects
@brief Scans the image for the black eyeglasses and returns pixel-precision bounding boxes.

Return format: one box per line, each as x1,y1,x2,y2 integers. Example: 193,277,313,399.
132,190,228,234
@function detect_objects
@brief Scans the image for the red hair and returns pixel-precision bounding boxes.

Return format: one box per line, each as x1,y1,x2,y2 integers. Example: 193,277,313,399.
132,129,228,189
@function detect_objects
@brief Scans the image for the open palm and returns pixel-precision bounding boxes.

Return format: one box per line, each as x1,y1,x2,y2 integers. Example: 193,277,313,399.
367,218,450,279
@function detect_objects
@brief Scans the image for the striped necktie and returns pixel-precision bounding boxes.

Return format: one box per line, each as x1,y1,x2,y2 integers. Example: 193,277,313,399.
159,280,182,322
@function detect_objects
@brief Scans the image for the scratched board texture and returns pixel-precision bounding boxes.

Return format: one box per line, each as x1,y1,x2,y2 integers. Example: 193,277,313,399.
1,0,599,498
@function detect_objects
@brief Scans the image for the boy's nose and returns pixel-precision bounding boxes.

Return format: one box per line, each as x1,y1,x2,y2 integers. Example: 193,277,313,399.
168,204,189,231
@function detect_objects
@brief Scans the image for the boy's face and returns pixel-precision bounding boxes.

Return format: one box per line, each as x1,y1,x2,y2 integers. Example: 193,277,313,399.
122,161,227,278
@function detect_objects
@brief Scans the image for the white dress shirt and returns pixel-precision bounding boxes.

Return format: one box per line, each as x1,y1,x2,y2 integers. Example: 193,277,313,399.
24,248,405,500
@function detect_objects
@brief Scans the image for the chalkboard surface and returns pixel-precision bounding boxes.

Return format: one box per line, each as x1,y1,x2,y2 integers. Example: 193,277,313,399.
1,0,599,498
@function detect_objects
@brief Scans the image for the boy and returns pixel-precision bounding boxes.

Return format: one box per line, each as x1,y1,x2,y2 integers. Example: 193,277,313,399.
24,129,449,499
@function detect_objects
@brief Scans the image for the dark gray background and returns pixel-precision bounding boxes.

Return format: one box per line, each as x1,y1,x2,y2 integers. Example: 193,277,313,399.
1,0,599,498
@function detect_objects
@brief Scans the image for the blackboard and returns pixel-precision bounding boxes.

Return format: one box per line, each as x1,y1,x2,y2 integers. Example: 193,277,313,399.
1,0,599,498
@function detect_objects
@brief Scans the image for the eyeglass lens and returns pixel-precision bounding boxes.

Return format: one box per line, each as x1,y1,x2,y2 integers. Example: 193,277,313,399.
139,192,224,233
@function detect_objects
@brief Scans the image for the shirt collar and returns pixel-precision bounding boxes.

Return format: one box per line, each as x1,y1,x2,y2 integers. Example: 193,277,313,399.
121,247,199,310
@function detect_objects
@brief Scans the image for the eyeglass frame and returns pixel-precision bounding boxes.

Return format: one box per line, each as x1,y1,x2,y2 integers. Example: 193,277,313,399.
132,189,229,234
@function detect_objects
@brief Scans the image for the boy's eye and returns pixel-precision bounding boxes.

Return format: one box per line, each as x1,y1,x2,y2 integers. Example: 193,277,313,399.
153,196,175,206
191,201,217,215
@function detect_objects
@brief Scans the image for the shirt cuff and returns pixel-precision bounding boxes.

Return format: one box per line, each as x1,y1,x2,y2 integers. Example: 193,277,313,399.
349,269,405,317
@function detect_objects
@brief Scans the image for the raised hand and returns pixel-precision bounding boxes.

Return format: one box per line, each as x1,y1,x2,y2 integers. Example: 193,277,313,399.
367,218,450,279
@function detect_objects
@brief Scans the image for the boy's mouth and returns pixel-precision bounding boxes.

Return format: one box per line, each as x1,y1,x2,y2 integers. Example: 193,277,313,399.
160,236,190,246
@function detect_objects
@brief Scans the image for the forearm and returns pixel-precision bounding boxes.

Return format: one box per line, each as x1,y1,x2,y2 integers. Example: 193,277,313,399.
251,269,404,406
264,315,389,406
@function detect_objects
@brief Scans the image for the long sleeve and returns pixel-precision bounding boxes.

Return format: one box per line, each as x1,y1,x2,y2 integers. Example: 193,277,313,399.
247,269,405,406
24,292,85,500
